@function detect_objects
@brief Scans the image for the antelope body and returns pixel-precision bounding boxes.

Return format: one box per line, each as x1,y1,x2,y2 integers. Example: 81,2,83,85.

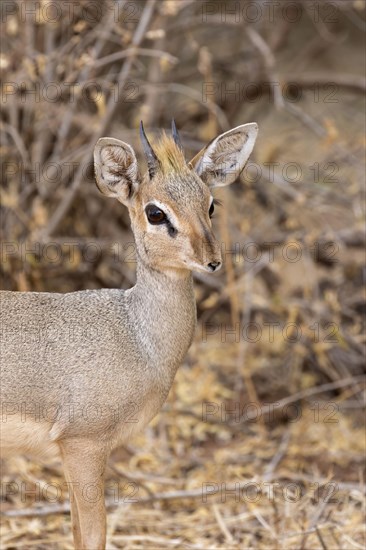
0,121,258,549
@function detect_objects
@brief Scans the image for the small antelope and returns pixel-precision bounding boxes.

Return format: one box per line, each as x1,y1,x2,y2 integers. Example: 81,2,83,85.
0,121,258,549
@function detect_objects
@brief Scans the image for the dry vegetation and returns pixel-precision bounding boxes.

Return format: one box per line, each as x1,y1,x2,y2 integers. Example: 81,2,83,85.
1,1,365,548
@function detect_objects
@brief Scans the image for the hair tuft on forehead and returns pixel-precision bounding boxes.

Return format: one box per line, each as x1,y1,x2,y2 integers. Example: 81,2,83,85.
153,132,187,174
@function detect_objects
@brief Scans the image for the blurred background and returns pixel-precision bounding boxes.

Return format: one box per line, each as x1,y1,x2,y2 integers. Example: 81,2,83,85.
1,1,365,548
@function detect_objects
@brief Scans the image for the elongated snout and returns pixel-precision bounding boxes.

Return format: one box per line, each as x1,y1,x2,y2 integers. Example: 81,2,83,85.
190,227,222,273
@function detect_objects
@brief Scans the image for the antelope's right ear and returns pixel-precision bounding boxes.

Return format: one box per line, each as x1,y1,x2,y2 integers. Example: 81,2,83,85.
94,137,139,205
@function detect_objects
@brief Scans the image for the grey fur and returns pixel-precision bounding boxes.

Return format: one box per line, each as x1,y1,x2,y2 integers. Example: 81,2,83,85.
0,122,258,548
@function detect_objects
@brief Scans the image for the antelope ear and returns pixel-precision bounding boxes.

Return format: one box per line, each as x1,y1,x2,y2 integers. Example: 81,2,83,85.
189,123,258,188
94,137,139,205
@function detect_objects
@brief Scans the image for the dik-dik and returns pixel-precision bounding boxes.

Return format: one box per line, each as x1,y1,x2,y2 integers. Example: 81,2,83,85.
0,121,258,549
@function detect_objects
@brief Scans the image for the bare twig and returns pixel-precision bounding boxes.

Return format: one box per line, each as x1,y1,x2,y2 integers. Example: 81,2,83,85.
246,27,284,110
286,73,366,94
263,430,291,481
212,504,234,543
93,47,178,69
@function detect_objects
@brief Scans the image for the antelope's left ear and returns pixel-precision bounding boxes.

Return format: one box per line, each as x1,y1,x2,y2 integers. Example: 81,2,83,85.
189,123,258,188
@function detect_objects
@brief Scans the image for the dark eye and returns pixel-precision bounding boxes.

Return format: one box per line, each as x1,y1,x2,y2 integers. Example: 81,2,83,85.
145,204,167,225
209,201,215,218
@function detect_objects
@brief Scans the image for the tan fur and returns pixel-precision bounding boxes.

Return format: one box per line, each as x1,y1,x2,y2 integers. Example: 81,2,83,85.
1,416,60,460
153,132,187,174
0,122,258,549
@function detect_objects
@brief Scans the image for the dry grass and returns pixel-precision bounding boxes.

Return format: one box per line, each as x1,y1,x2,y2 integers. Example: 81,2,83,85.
1,1,365,548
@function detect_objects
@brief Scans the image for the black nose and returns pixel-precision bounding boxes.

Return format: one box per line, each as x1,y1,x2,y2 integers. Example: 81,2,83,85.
207,261,221,272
